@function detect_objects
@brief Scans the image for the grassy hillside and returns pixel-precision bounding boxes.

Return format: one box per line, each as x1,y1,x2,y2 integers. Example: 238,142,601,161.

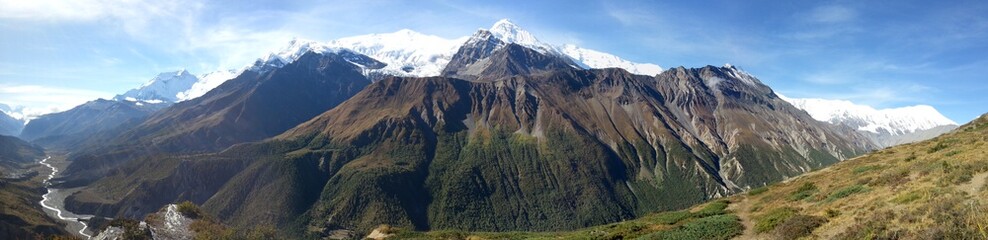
725,113,988,239
379,199,742,240
383,113,988,239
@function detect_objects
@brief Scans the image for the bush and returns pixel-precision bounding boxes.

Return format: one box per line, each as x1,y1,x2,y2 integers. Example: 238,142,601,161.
929,141,949,153
692,200,730,218
177,201,204,219
945,150,962,157
190,219,236,240
892,191,922,204
747,186,769,196
942,163,975,185
904,152,917,162
788,182,817,201
873,168,910,186
825,209,840,218
773,214,827,240
755,207,797,233
826,184,868,202
649,211,692,225
107,218,152,240
835,210,900,239
639,215,743,240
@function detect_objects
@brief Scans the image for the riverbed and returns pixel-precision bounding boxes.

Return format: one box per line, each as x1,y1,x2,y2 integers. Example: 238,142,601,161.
38,156,94,239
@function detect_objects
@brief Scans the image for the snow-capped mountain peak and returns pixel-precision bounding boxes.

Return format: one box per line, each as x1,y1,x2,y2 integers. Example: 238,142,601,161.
780,95,957,136
176,69,242,101
114,70,199,103
249,38,340,71
487,19,554,54
560,44,663,76
466,19,663,75
721,63,759,85
326,29,467,77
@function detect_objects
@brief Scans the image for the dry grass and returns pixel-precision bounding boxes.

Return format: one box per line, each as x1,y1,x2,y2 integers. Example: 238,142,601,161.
729,114,988,239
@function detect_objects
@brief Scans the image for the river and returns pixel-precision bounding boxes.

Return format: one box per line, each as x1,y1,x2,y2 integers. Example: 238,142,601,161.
38,156,94,239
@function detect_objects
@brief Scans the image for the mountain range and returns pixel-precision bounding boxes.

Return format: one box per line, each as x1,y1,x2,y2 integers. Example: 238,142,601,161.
0,19,965,239
51,20,881,238
781,96,958,147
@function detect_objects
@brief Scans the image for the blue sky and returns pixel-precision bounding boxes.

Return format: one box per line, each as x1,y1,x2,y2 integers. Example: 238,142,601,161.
0,0,986,122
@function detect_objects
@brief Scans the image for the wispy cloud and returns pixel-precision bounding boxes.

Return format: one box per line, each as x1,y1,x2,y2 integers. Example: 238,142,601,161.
807,5,857,23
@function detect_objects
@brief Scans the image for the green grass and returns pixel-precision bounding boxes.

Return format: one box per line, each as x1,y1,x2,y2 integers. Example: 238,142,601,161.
393,200,742,240
747,186,769,196
646,210,692,225
637,214,743,240
754,207,797,233
891,191,922,204
944,150,962,157
787,182,818,201
825,184,868,202
692,200,730,218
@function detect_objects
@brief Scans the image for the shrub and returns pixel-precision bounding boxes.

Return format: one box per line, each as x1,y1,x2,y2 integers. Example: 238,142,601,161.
872,168,909,186
755,207,797,233
190,219,236,240
945,150,962,157
747,186,769,196
788,182,817,201
904,152,917,162
649,211,692,225
107,218,152,240
826,184,868,202
825,209,840,218
692,200,730,218
835,210,900,239
929,141,949,153
942,162,975,185
640,214,743,240
177,201,204,219
892,191,922,204
773,214,827,240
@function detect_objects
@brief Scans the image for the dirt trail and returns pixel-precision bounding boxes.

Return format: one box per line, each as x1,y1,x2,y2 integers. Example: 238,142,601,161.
726,196,752,238
726,195,771,240
959,171,988,195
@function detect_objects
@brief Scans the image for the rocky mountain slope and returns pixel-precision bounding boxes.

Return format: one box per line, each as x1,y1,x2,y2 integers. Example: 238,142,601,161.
19,99,166,149
370,112,988,240
60,49,378,185
0,135,43,167
0,110,23,136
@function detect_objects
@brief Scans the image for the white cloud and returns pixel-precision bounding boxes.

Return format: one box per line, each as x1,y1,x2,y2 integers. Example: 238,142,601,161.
0,84,112,119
